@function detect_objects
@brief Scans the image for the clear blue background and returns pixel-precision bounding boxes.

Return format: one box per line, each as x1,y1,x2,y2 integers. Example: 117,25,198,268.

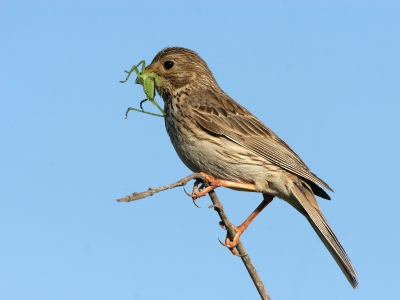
1,2,399,299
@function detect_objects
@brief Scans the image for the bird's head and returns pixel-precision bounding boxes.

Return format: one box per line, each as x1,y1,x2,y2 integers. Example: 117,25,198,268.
143,47,218,100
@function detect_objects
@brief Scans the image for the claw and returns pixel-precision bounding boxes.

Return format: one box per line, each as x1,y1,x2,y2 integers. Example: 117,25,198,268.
217,223,246,256
183,179,210,208
218,237,229,248
218,238,244,257
192,198,201,208
183,187,201,208
183,187,195,198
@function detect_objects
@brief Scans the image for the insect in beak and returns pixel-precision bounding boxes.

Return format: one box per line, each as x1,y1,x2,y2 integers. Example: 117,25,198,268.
120,60,165,118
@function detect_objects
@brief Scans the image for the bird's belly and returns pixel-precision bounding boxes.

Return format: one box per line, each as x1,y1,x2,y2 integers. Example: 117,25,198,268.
165,116,290,198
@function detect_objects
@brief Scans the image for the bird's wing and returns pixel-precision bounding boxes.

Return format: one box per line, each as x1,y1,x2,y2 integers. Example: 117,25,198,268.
189,90,333,192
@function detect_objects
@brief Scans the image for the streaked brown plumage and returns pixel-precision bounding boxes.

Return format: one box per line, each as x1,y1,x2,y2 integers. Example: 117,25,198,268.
145,47,357,288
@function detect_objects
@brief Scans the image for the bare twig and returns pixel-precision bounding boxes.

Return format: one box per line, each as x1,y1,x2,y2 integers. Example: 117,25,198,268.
117,173,202,202
117,173,272,300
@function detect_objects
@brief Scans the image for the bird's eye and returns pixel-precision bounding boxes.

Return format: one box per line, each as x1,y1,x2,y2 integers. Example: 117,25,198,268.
163,61,175,70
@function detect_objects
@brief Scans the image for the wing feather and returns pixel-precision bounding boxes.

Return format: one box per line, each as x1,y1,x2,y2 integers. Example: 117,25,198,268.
190,91,333,192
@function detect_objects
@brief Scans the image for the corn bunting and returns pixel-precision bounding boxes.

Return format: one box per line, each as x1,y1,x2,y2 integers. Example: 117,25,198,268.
142,47,357,288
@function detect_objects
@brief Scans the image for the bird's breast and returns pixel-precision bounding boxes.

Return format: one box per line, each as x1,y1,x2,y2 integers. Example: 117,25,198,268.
164,97,202,172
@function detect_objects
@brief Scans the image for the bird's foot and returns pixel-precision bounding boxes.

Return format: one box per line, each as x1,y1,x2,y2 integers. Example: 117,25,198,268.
184,173,221,207
218,224,246,256
217,195,274,256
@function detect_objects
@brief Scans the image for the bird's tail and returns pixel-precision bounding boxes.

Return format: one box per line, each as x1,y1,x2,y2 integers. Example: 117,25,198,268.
290,182,358,288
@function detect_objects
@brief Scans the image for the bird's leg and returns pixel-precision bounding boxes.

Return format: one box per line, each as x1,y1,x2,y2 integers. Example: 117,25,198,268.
220,194,274,256
185,172,259,207
185,172,259,199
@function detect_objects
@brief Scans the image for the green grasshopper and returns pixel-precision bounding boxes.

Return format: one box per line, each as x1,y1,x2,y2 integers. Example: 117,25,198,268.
120,60,166,118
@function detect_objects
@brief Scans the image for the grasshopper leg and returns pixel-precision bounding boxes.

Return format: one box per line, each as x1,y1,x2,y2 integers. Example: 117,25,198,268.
139,99,148,110
120,60,146,83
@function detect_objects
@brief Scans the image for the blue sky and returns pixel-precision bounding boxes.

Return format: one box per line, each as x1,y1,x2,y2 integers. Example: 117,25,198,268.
1,1,399,299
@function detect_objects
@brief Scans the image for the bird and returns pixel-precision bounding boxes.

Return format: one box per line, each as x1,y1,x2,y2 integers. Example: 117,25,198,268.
142,47,358,288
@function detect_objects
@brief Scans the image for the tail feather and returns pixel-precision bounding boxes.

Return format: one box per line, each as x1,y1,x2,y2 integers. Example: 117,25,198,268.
291,182,358,288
